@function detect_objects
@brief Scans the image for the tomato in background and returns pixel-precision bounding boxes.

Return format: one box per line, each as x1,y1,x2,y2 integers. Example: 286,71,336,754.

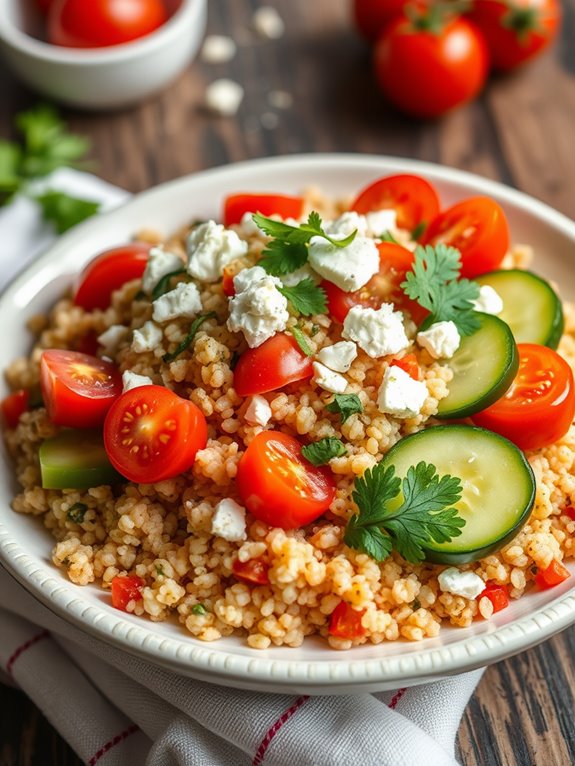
35,0,55,12
48,0,168,48
468,0,561,72
74,243,151,311
233,332,313,397
353,0,410,42
1,390,30,428
374,11,489,118
423,197,509,279
223,193,305,227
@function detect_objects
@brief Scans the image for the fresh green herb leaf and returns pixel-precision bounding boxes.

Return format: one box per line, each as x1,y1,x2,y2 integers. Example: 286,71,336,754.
191,603,207,615
278,278,327,316
289,326,314,357
155,564,165,577
380,230,400,244
301,437,346,466
298,210,358,249
401,244,481,335
0,141,22,203
33,190,100,234
411,221,427,241
162,312,216,363
310,323,321,337
151,268,186,301
412,598,421,611
326,393,363,424
258,239,309,276
343,461,465,564
67,502,88,524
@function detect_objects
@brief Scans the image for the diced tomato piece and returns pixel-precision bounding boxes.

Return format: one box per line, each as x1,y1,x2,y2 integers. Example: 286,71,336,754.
74,244,150,311
564,506,575,521
111,575,144,611
222,267,236,297
328,602,367,639
535,560,570,590
479,582,509,613
390,353,420,381
1,389,30,428
232,558,270,585
223,193,305,227
233,332,314,397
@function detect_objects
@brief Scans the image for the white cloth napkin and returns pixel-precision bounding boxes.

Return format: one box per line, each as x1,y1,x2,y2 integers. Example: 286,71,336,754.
0,170,484,766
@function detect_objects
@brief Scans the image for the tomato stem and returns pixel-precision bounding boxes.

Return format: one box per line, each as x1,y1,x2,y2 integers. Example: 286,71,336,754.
502,7,542,43
405,1,470,34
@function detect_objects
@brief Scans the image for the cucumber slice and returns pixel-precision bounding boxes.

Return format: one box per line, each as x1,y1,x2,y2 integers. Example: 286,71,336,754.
437,313,518,419
40,430,123,489
381,425,535,564
476,269,564,349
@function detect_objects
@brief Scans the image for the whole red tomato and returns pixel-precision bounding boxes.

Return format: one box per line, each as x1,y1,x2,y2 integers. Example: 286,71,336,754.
468,0,561,71
374,10,489,118
48,0,168,48
353,0,410,42
35,0,55,12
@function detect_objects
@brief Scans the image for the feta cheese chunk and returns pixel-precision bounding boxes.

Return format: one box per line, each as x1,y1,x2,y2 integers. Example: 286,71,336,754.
365,209,398,238
97,325,129,354
324,211,368,239
438,568,486,600
312,361,348,394
416,320,461,359
122,370,153,393
211,498,247,542
317,341,357,373
142,247,183,294
187,220,248,283
244,395,272,426
239,211,261,237
377,365,428,418
342,304,410,358
227,271,289,348
308,235,379,292
232,265,268,294
205,79,244,116
132,321,163,353
152,282,202,323
280,263,320,287
472,285,504,315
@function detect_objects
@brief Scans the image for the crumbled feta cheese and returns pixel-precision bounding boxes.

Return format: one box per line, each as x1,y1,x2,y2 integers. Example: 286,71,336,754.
97,325,129,354
187,220,248,283
312,361,348,394
317,341,357,373
132,321,163,353
211,498,247,542
253,6,285,39
416,320,461,359
342,304,410,358
142,247,184,294
122,370,153,393
227,271,289,347
472,285,504,315
244,395,272,426
152,282,202,323
280,263,320,287
239,211,261,237
377,366,428,418
201,34,237,64
365,209,398,238
438,568,486,600
308,236,380,292
233,265,268,294
205,79,244,116
324,211,368,239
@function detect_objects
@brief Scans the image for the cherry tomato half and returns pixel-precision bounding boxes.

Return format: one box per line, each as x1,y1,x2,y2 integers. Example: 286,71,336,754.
353,0,411,42
351,174,440,235
471,344,575,452
535,560,570,589
41,350,122,428
74,243,150,311
233,333,314,397
232,558,270,586
479,582,509,613
111,575,144,611
223,193,305,227
423,197,510,279
104,385,207,483
1,389,30,428
328,602,367,639
236,431,336,529
48,0,168,48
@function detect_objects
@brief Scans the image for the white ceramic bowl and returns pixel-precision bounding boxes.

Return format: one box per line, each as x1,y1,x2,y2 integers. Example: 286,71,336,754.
1,155,575,695
0,0,206,110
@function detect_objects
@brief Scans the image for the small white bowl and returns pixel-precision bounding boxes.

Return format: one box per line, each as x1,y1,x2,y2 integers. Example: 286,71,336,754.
0,0,207,110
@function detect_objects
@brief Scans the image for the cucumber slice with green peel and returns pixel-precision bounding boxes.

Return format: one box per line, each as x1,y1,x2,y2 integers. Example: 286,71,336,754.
40,430,123,489
437,313,518,420
381,425,535,564
476,269,564,349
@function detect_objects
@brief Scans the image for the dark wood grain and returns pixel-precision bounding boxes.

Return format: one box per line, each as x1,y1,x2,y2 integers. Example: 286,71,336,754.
1,1,575,764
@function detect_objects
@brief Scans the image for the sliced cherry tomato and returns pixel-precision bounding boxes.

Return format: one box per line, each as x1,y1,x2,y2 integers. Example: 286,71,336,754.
351,174,440,235
353,0,412,42
472,344,575,452
222,266,236,297
479,582,509,613
40,350,122,428
390,354,420,381
48,0,168,48
111,575,144,611
469,0,561,72
328,602,367,639
233,333,313,397
74,243,150,311
104,385,207,483
236,431,336,529
535,560,570,589
223,193,304,227
232,558,270,586
423,197,510,279
1,390,30,428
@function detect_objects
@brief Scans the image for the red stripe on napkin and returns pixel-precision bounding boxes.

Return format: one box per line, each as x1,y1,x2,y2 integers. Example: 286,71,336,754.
6,629,50,676
389,687,407,709
253,695,310,766
88,723,139,765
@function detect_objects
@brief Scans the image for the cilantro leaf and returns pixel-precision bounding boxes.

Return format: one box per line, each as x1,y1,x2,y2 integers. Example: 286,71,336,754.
163,312,216,363
298,210,357,249
379,230,400,244
326,393,362,424
0,141,23,202
301,437,346,466
351,462,401,525
278,279,327,316
258,239,309,276
34,190,100,233
67,502,88,524
344,516,393,561
289,326,314,357
17,105,91,178
151,268,187,301
411,221,427,241
191,603,208,615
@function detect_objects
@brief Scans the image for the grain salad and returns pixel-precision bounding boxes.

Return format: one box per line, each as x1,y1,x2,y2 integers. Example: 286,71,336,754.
3,174,575,650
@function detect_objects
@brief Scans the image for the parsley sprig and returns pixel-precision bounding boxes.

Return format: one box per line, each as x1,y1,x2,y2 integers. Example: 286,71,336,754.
278,278,327,316
401,244,481,335
302,437,346,466
344,461,465,564
326,393,362,424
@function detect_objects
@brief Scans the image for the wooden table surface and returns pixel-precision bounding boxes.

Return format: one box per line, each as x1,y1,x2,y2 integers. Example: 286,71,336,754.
1,1,575,764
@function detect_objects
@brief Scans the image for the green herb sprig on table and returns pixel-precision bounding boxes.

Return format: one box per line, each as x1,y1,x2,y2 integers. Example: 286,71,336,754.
344,461,465,564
